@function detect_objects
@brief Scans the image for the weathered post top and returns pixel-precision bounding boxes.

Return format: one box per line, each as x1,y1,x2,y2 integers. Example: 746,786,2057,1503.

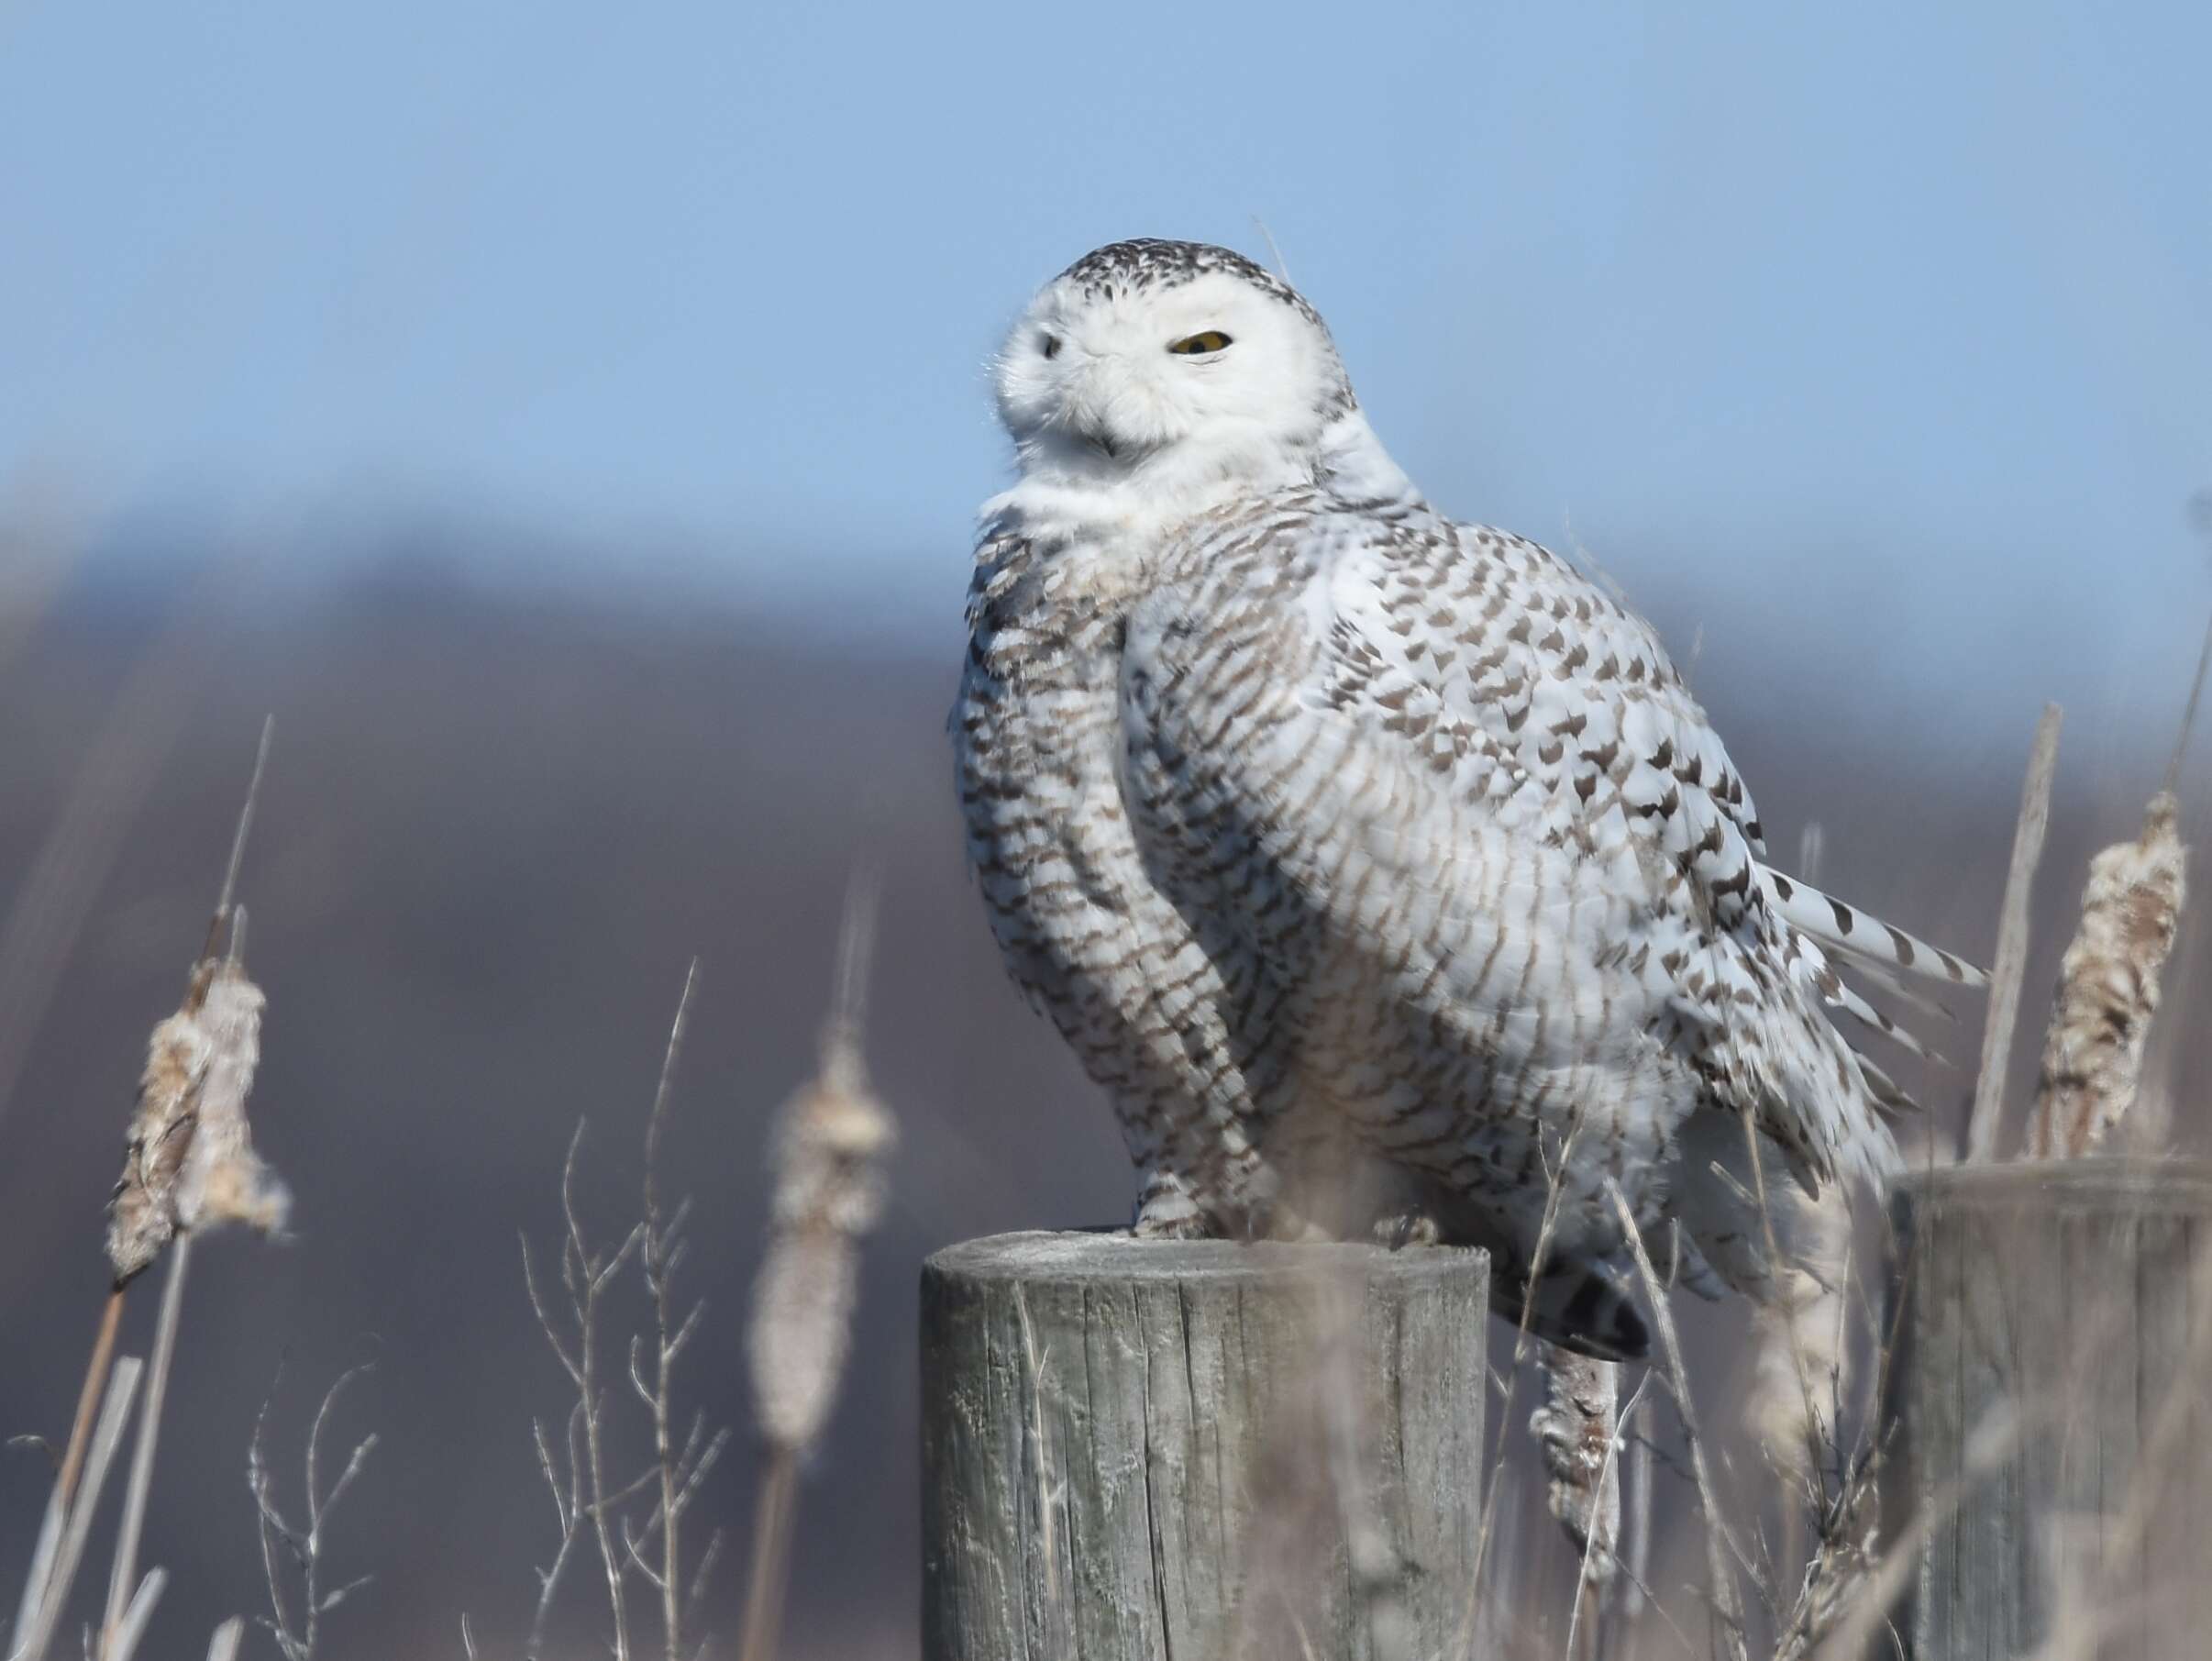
921,1231,1489,1661
1886,1157,2212,1660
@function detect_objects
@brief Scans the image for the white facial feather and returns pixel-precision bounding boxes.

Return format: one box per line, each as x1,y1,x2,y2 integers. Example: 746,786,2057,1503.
994,262,1347,501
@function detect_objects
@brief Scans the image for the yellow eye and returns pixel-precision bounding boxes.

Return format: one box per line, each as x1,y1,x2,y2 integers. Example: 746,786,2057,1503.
1167,330,1233,355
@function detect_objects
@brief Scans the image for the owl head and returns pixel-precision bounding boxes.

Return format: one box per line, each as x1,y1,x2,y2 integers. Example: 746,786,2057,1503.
994,239,1357,492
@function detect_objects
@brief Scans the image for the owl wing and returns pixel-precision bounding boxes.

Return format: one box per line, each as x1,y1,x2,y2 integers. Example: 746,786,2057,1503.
1118,504,1971,1189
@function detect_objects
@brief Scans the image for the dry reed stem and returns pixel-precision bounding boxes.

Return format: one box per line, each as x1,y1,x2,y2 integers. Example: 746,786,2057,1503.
98,1234,192,1658
248,1366,377,1661
205,1619,243,1661
103,1568,164,1661
1603,1179,1747,1661
8,1356,143,1661
1964,703,2062,1163
22,1288,123,1631
2025,791,2187,1157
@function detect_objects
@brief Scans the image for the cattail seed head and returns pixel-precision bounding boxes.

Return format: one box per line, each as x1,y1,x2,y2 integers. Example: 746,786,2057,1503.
105,952,289,1283
748,1025,895,1454
2028,791,2187,1158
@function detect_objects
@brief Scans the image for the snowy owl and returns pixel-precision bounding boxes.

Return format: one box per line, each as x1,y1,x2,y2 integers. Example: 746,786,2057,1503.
952,238,1981,1358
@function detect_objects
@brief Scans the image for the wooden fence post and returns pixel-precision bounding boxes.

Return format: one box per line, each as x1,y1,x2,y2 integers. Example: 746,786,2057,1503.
1886,1158,2212,1659
921,1231,1489,1661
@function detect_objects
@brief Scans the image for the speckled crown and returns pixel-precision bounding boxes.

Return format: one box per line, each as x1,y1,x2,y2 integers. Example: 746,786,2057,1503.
1055,238,1326,330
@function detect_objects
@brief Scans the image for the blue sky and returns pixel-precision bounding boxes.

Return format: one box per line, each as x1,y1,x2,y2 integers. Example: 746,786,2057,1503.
2,1,2208,746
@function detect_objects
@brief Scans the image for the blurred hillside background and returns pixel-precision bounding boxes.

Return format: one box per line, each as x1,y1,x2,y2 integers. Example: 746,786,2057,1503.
2,2,2208,1656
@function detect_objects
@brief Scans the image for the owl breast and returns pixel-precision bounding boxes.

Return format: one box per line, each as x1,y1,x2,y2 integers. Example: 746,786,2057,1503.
953,530,1279,1226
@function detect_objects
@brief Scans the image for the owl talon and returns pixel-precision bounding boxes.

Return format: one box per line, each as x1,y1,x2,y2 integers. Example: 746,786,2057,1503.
1375,1211,1443,1250
1132,1209,1220,1241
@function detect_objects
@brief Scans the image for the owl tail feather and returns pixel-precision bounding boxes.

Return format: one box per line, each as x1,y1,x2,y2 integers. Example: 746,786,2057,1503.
1758,869,1987,990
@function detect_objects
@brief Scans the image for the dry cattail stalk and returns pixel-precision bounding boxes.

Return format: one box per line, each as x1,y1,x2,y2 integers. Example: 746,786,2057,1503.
16,724,282,1661
739,876,894,1661
746,894,895,1456
1530,1346,1620,1589
1964,703,2063,1163
106,716,283,1285
8,1356,144,1661
38,715,271,1540
107,920,289,1654
2026,792,2187,1157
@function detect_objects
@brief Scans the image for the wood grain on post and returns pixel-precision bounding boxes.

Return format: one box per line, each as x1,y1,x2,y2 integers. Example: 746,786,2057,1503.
1886,1159,2212,1659
921,1232,1489,1661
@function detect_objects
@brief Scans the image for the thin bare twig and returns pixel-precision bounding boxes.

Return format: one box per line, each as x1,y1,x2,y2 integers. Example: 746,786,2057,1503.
249,1365,377,1661
525,958,724,1661
640,961,702,1661
562,1124,641,1661
523,1401,587,1660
